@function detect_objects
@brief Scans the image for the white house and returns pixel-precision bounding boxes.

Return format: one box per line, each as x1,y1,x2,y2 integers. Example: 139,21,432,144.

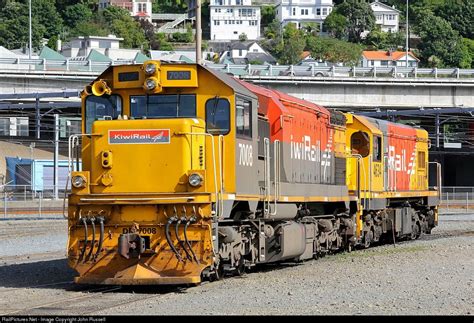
210,0,261,41
276,0,334,31
219,41,276,64
99,0,152,22
361,50,419,68
61,35,143,60
371,0,400,33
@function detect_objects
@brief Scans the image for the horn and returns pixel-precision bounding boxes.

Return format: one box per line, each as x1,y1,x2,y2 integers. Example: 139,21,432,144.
91,79,112,96
83,85,93,96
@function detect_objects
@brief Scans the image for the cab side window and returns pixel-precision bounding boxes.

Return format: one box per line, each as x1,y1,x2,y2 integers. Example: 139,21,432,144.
351,131,370,157
373,136,382,161
236,98,252,138
206,98,230,135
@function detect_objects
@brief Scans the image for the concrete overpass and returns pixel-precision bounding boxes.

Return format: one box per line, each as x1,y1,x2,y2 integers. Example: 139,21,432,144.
1,67,474,110
240,76,474,109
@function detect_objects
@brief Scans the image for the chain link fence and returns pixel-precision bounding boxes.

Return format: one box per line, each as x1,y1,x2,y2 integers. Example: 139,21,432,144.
0,184,68,219
440,187,474,213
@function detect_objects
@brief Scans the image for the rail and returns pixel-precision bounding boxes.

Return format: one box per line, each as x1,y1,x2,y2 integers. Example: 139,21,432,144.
1,57,474,80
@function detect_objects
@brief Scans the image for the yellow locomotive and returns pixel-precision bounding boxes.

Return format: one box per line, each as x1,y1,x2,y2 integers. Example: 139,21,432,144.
67,60,440,285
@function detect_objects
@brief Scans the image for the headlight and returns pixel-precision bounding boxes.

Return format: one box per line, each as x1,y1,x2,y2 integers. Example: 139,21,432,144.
188,173,203,187
144,63,156,75
144,78,157,91
72,175,86,188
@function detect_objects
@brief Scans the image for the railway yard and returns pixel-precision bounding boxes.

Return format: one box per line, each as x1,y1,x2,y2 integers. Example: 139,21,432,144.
0,212,472,316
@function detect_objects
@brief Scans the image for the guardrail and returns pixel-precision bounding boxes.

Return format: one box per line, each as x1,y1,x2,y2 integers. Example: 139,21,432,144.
1,57,474,80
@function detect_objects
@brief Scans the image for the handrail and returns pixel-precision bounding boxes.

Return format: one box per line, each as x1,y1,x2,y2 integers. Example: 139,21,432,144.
270,140,280,216
429,161,442,197
0,57,474,80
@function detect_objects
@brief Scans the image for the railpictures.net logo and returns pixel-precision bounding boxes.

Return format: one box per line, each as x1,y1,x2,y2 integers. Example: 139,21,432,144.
1,318,107,323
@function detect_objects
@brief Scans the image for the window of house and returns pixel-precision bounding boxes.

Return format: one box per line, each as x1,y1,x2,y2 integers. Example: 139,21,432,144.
371,60,374,66
236,98,252,138
381,60,388,66
316,8,321,15
206,98,230,135
322,8,327,15
292,8,296,15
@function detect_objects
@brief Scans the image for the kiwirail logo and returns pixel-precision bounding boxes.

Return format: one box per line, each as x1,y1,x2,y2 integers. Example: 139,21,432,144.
108,129,170,144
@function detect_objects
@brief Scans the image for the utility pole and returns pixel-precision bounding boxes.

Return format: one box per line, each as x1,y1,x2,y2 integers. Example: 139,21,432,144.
53,114,59,200
405,0,409,68
29,0,32,59
196,0,202,65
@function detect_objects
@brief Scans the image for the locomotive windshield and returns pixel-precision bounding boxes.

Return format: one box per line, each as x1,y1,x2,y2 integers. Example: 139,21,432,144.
130,94,196,119
85,95,122,133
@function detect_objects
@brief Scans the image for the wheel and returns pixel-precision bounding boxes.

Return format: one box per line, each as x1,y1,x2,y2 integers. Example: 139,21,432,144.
363,231,373,248
346,243,353,253
236,259,246,276
411,223,421,240
212,263,224,281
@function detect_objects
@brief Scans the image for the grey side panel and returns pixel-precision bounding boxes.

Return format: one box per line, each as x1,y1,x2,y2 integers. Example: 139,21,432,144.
363,198,387,210
279,182,348,199
335,157,346,186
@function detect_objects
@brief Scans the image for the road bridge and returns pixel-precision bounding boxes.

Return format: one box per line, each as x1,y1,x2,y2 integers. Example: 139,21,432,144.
0,60,473,109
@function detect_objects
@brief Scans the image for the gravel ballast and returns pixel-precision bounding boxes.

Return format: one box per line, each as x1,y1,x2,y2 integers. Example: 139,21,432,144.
0,213,472,315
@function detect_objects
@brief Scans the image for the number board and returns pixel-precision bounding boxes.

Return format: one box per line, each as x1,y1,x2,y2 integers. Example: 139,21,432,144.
167,70,191,81
118,72,140,82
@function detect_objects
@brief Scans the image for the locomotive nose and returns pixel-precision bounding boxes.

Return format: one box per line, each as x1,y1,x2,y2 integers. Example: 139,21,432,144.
88,118,206,194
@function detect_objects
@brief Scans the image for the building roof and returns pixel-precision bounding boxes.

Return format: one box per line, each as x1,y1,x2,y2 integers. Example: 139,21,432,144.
134,52,150,63
39,46,66,60
362,50,419,61
246,52,276,64
370,0,401,13
0,46,19,58
88,49,112,62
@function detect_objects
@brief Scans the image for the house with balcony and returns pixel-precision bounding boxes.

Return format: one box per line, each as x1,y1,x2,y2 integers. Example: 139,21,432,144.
361,50,419,68
276,0,334,31
210,0,261,41
99,0,152,22
371,0,400,33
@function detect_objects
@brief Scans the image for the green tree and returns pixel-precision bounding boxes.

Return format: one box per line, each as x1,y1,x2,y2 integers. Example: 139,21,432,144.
414,11,465,67
435,0,473,38
261,5,276,28
63,3,93,29
335,0,375,43
101,6,148,49
70,21,109,38
239,33,248,41
32,0,63,38
264,19,281,39
276,23,305,65
153,0,187,13
459,38,474,68
365,27,405,50
323,11,347,39
0,1,45,50
307,37,363,66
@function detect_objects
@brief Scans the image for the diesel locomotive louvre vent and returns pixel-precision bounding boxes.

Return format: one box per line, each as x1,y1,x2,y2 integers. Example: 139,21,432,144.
66,60,441,285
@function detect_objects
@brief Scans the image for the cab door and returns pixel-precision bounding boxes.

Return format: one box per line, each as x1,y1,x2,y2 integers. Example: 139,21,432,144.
235,96,259,196
371,135,384,193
